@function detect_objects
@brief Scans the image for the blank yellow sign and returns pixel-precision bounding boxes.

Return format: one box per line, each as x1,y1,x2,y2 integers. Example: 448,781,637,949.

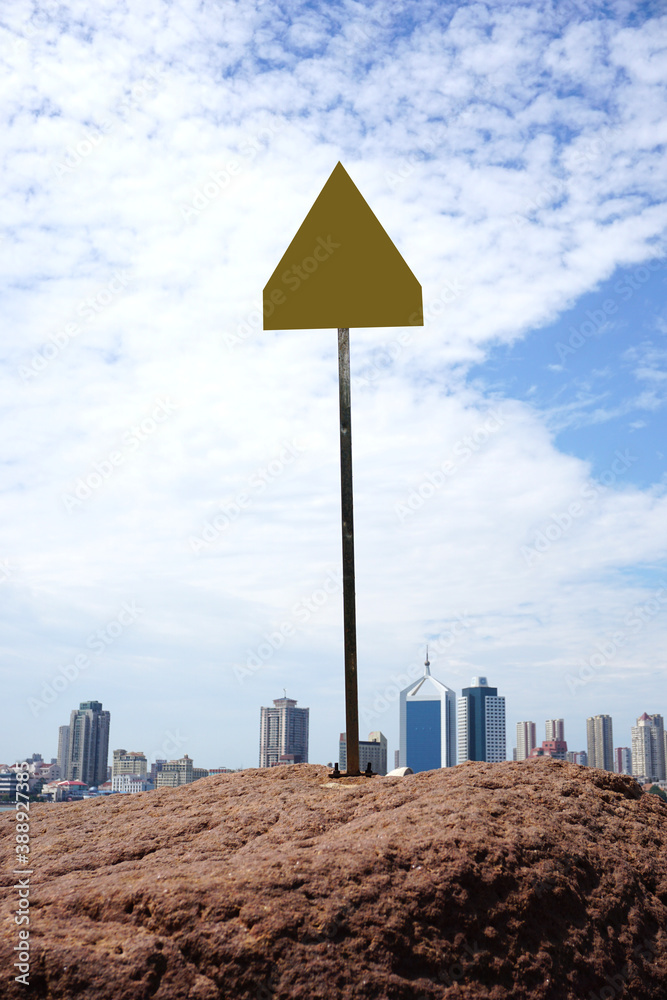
263,162,423,330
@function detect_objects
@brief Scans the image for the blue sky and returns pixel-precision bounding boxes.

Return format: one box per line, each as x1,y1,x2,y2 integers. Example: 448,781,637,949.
1,0,666,771
468,259,667,488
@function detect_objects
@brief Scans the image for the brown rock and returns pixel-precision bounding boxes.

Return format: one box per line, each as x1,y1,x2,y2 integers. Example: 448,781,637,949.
1,759,666,999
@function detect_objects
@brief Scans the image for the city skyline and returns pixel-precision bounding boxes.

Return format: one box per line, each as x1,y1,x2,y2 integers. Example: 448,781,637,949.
8,685,666,782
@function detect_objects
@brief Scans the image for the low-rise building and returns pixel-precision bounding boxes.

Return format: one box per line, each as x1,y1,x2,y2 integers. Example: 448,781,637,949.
529,739,567,760
339,732,388,775
155,755,208,788
112,773,148,793
35,762,62,782
43,780,88,801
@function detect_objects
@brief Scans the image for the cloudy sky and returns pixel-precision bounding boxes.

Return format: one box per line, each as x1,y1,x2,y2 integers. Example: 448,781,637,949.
2,0,666,771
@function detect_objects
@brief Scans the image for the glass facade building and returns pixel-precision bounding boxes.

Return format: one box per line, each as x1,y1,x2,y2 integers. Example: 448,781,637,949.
399,653,456,773
457,677,506,763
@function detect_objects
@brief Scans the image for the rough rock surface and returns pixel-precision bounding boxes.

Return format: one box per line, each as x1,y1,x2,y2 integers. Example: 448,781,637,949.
1,759,666,999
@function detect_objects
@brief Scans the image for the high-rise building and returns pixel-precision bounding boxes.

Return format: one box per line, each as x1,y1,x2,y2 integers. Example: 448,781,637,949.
57,725,70,773
566,750,588,766
339,731,388,775
399,651,456,772
516,721,536,761
394,749,400,769
457,676,506,763
62,701,110,786
259,696,309,768
614,747,632,775
631,714,666,782
545,719,565,742
586,715,614,771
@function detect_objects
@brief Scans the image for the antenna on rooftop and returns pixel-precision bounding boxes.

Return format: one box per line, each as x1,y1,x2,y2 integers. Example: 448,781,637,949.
424,645,430,676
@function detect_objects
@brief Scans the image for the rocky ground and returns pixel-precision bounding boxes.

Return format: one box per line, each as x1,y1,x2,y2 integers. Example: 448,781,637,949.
1,758,666,999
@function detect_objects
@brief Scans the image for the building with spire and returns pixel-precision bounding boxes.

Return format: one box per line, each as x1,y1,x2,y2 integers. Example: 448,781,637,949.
398,648,456,773
457,677,506,763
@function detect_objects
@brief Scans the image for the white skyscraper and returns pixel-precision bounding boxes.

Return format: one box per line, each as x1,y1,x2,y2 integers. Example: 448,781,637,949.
516,721,536,761
586,715,614,771
545,719,565,742
631,713,666,782
399,649,456,773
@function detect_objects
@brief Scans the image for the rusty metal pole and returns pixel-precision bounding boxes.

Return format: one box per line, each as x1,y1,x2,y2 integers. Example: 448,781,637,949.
337,327,360,776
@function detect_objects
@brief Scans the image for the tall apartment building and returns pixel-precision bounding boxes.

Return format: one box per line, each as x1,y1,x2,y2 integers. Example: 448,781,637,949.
57,725,70,774
60,701,110,786
566,751,588,766
545,719,565,742
259,696,309,768
399,652,456,772
614,747,632,775
631,714,666,782
515,721,536,761
339,731,388,775
586,714,614,771
457,677,506,763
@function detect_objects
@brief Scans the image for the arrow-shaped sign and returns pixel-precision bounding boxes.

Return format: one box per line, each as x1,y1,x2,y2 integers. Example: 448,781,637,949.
263,162,423,774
